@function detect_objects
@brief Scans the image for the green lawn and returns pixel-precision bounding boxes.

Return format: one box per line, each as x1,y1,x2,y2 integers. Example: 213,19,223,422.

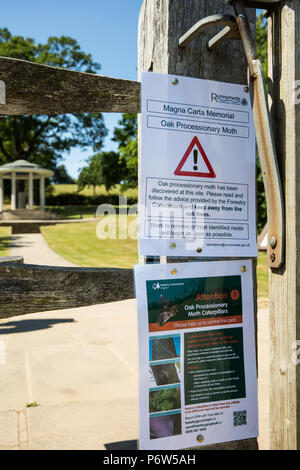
41,216,138,269
0,226,11,257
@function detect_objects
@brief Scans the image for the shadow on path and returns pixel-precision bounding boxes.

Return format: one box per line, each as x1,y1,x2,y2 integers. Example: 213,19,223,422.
0,318,75,335
104,440,138,450
0,236,12,251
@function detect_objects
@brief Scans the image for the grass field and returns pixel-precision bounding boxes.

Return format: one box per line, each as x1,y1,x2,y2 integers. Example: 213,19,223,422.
0,226,11,257
41,216,138,269
51,184,138,199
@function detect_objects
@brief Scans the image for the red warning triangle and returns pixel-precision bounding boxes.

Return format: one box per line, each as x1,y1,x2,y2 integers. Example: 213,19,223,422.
174,136,216,178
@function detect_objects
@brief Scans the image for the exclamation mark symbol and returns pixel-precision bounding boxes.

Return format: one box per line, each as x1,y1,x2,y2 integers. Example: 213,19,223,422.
193,149,198,171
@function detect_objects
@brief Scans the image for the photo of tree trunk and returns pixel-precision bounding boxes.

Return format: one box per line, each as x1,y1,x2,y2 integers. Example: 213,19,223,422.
150,362,180,386
149,336,180,386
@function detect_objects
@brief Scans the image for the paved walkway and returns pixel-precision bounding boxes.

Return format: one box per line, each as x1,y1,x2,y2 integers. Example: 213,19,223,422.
0,300,270,450
10,233,77,267
0,300,139,450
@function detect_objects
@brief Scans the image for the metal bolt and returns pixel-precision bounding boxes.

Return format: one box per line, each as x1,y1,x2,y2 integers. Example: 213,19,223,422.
244,86,249,93
270,236,277,249
172,78,179,85
196,247,202,254
171,269,178,275
170,242,176,249
241,265,247,273
270,253,276,263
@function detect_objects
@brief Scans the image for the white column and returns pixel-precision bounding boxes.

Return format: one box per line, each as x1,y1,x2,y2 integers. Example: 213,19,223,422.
11,172,16,210
0,177,3,212
40,176,45,210
28,172,33,210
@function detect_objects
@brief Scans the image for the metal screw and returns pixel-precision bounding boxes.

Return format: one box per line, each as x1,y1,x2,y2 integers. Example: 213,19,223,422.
270,253,276,263
170,242,176,249
270,236,277,249
196,247,202,254
172,78,179,85
171,269,178,275
241,265,247,273
244,86,249,93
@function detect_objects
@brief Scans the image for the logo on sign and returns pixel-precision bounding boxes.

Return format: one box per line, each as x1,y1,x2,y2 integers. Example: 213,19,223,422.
211,92,248,107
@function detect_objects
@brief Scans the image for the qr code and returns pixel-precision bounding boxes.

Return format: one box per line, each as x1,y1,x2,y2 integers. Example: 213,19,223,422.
233,410,247,427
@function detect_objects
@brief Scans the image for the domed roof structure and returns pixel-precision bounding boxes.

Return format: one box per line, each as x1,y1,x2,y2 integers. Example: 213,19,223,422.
0,159,54,178
0,159,54,212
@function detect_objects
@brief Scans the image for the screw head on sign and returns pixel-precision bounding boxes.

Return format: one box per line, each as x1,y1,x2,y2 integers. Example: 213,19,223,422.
170,242,176,249
241,265,247,273
196,248,202,254
270,236,277,249
172,78,179,85
171,269,178,275
244,86,249,93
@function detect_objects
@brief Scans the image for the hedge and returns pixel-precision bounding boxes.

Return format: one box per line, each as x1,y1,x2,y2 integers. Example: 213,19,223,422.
45,192,138,207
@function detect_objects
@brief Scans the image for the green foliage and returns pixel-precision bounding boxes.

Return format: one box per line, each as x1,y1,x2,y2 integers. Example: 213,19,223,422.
149,388,181,413
256,13,268,82
0,28,107,171
97,151,128,191
77,151,127,194
26,401,40,408
54,164,74,184
77,157,103,195
113,113,138,190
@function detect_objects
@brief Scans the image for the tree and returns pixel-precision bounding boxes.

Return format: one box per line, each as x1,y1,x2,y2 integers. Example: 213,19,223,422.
77,151,127,194
77,156,103,196
98,151,128,191
112,113,138,190
54,164,74,184
0,28,108,172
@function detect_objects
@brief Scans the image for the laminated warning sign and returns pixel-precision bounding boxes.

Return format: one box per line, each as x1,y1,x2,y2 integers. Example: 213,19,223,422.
134,260,258,450
139,72,257,258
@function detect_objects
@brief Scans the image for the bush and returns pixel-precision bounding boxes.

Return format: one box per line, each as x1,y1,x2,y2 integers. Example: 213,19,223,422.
46,192,138,207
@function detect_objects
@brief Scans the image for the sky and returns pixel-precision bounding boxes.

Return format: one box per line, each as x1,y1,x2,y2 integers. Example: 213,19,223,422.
1,0,143,178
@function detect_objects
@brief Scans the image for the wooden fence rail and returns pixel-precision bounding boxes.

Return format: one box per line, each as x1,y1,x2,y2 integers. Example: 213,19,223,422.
0,258,134,319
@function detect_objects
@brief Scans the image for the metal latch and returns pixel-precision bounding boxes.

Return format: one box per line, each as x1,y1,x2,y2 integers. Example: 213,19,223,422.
179,0,284,269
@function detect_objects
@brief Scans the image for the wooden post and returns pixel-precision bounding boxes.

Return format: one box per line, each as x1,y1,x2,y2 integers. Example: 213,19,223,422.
138,0,257,450
268,0,300,450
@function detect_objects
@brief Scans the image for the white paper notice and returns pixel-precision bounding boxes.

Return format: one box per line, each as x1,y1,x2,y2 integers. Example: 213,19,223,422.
139,72,257,258
134,260,258,450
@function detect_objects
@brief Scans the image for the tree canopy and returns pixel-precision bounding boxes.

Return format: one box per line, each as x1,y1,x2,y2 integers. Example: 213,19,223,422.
0,28,107,179
112,113,138,190
77,151,127,194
